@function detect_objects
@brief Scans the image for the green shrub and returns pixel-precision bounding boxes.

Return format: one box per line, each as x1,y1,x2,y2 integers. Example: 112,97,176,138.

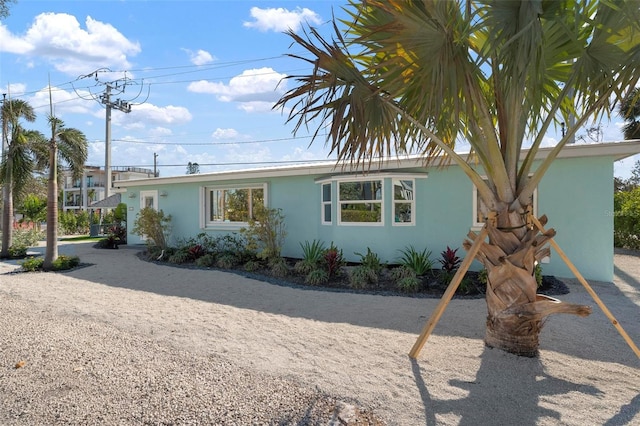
348,265,378,289
300,239,326,264
397,245,433,276
269,257,289,278
305,268,329,285
8,245,27,258
53,255,80,270
614,187,640,249
20,257,43,272
195,254,216,267
243,259,262,272
217,253,239,269
240,205,287,262
131,207,172,250
20,255,79,272
354,247,384,275
294,259,316,275
397,277,420,293
13,228,44,247
167,250,191,264
390,265,417,283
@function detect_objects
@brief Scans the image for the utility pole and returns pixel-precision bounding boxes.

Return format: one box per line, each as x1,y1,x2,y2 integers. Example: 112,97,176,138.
100,83,131,198
1,93,6,155
153,152,158,177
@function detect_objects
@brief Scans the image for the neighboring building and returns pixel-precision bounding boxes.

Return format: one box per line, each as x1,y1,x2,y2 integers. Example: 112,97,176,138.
62,166,156,212
115,141,640,282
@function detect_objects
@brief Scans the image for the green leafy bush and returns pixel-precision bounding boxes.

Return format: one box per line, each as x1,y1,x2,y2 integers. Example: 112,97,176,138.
13,228,44,247
614,187,640,249
20,257,43,272
269,257,289,278
397,246,433,276
354,247,384,275
217,253,239,269
8,245,27,258
240,206,287,262
167,250,191,264
195,253,216,267
131,207,172,250
19,255,79,272
348,265,378,289
305,268,329,285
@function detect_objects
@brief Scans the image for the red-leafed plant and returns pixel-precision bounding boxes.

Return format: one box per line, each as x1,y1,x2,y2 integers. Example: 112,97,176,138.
188,244,206,260
439,246,461,273
323,242,344,277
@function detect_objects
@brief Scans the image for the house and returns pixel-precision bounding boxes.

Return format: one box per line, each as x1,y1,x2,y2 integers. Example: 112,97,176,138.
116,141,640,282
62,166,156,212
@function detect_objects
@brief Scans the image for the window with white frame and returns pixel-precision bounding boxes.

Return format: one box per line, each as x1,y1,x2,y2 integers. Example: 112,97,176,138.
321,183,332,224
393,178,414,225
338,180,383,225
203,184,265,227
472,179,537,228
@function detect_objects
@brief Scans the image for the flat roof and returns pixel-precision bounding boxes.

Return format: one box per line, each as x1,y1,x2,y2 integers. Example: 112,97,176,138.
115,140,640,188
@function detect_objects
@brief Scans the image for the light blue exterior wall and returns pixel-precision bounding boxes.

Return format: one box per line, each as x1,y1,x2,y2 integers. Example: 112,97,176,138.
121,154,616,282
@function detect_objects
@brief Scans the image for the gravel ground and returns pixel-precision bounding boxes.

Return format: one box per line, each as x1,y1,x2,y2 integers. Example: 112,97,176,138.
0,242,638,425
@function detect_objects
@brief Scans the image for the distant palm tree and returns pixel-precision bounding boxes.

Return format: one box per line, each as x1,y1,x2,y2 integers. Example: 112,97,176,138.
619,88,640,140
0,99,41,257
276,0,640,356
42,116,87,270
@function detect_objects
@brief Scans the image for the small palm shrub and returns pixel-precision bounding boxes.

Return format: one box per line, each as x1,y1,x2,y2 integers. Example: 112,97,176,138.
305,268,329,285
397,245,433,276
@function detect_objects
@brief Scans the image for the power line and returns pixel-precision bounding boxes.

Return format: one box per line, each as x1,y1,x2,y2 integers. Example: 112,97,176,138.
92,159,332,169
103,135,315,146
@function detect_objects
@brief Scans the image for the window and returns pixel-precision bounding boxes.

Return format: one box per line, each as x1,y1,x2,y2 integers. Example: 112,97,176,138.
338,180,383,225
393,179,414,225
203,185,265,227
472,179,537,228
321,183,332,224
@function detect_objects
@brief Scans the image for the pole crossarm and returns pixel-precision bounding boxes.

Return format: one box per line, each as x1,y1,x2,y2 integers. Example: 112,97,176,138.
530,215,640,360
409,226,489,359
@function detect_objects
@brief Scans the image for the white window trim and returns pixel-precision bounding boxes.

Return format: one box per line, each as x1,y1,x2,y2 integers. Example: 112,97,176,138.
321,182,332,225
472,178,538,230
140,190,158,210
337,178,384,227
392,178,415,226
201,183,267,230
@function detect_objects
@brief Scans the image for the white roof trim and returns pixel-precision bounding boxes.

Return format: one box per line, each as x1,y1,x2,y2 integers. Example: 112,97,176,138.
115,140,640,188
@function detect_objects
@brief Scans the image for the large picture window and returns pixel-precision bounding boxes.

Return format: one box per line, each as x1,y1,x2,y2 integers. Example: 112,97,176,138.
203,185,265,227
338,180,383,225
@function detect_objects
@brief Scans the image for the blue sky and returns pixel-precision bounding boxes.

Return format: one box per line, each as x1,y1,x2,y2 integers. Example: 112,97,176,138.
0,0,637,178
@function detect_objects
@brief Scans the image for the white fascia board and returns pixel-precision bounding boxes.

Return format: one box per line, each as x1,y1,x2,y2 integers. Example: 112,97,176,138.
115,140,640,188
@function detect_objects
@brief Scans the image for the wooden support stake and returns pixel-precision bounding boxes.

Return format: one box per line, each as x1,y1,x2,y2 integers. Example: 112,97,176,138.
409,226,489,359
530,215,640,360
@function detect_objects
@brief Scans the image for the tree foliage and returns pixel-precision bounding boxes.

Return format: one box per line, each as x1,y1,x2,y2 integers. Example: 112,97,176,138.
132,207,172,250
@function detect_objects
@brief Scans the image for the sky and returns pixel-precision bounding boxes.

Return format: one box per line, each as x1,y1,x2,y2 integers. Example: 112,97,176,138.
0,0,638,178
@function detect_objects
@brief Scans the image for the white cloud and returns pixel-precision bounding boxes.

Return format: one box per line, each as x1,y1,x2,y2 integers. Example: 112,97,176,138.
243,7,322,32
183,48,215,66
187,67,287,111
211,128,240,139
1,13,140,75
28,85,97,116
124,103,192,126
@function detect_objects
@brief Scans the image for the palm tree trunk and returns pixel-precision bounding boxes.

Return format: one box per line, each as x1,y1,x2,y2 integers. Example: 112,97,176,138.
466,211,592,357
43,143,58,270
1,180,13,258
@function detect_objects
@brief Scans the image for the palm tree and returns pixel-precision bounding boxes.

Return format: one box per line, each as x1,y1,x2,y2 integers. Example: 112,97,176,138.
42,116,87,270
619,88,640,140
275,0,640,356
0,99,38,258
